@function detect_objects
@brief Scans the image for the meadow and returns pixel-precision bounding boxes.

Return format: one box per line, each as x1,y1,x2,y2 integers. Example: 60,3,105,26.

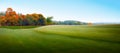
0,24,120,53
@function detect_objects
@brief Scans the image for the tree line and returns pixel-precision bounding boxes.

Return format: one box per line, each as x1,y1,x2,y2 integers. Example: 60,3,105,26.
0,8,53,26
53,20,87,25
0,8,89,26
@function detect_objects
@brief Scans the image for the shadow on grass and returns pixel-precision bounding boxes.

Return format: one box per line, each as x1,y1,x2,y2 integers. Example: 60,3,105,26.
0,26,39,29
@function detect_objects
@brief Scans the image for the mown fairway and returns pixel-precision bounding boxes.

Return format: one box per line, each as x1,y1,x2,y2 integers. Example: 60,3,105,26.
0,25,120,53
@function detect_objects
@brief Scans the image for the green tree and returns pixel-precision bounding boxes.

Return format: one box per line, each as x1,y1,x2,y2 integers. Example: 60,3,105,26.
46,16,53,25
0,12,6,16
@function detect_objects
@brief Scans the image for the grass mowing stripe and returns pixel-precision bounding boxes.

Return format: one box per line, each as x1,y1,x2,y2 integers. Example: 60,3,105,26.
34,30,120,44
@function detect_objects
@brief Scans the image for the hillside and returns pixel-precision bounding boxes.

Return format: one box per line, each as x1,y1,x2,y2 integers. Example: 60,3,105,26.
0,25,120,53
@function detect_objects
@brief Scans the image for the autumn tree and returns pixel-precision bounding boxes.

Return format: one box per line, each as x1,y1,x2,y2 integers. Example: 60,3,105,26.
0,8,47,26
0,16,7,26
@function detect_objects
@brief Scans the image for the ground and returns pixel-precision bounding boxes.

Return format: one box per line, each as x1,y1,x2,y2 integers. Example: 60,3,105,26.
0,25,120,53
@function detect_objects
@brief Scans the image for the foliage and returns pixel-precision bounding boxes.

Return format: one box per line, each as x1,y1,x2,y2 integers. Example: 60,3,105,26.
0,8,46,26
46,16,53,25
0,12,6,16
0,8,89,26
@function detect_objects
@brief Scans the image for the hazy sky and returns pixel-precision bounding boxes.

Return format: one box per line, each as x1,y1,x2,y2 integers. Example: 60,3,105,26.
0,0,120,23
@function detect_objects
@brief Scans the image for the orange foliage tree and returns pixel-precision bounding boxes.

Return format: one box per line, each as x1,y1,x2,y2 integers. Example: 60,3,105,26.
0,8,46,26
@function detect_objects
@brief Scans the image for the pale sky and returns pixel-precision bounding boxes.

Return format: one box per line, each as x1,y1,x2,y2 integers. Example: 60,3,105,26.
0,0,120,23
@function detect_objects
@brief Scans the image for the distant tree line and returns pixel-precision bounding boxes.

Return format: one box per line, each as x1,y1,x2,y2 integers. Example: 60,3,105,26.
53,20,87,25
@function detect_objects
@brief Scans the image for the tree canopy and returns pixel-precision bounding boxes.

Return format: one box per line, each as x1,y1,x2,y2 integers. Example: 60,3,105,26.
0,8,46,26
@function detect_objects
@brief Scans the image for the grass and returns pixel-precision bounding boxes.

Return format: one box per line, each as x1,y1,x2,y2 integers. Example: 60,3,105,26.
0,24,120,53
35,25,120,42
0,26,39,29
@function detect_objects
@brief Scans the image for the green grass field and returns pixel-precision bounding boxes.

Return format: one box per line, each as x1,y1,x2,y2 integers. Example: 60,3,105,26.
0,25,120,53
